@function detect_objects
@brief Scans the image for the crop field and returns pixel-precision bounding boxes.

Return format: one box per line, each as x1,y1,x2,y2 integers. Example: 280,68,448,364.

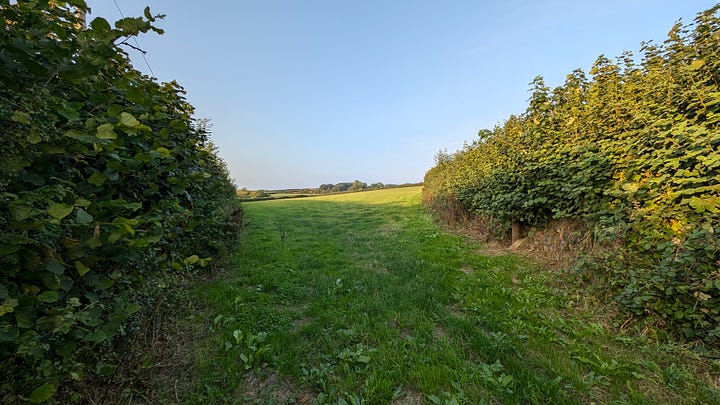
148,187,718,404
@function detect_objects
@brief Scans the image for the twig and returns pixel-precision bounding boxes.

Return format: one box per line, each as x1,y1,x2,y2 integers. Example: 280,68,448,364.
118,37,147,54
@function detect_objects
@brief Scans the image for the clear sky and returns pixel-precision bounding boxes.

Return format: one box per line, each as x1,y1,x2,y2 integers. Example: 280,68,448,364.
86,1,718,190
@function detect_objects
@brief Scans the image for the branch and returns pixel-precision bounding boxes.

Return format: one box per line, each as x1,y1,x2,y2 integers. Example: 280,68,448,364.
118,37,147,54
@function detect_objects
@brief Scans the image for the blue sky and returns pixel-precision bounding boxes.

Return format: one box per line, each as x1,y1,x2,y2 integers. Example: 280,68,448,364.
87,1,717,190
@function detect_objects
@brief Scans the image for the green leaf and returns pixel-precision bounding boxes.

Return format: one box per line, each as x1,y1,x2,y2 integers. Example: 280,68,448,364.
120,223,135,235
10,111,31,124
90,16,112,34
156,147,171,158
84,330,108,343
40,273,61,290
0,244,19,255
47,203,74,220
621,183,639,193
233,329,243,344
37,291,59,303
0,324,19,342
119,112,139,127
688,196,720,214
46,260,65,275
87,172,106,186
36,315,61,329
126,303,141,314
184,255,200,265
0,298,19,316
96,362,118,377
75,198,92,207
9,203,33,221
75,261,91,277
96,123,117,140
115,17,150,35
108,232,123,243
27,132,42,144
76,208,94,224
144,6,154,21
57,103,80,121
29,383,56,403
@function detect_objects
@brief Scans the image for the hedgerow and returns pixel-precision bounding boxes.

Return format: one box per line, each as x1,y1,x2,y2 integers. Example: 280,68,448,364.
0,1,241,402
424,5,720,343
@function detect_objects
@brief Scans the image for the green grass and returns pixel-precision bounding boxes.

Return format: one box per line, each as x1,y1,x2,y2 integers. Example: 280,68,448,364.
165,187,719,404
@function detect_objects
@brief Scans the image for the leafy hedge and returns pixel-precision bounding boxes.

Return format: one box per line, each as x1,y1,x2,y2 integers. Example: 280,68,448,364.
424,5,720,343
0,1,241,402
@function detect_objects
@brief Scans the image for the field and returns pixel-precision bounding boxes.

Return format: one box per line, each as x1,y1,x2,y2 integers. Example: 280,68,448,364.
145,187,719,404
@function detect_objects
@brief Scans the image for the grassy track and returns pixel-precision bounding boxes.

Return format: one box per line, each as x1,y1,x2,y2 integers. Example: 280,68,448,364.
172,187,718,404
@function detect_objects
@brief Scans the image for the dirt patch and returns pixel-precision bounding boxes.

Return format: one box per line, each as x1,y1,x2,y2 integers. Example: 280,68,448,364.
294,316,314,330
241,371,313,403
471,219,598,269
433,324,448,340
428,198,601,269
459,266,474,275
362,259,389,273
513,219,595,267
392,389,425,404
379,223,402,237
475,241,514,258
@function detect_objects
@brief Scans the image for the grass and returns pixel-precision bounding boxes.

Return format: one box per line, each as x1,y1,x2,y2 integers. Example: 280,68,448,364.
144,187,720,404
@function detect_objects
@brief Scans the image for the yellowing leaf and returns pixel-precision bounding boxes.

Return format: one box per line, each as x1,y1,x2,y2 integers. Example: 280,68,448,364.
184,255,200,265
694,291,712,301
96,123,117,140
690,59,705,70
119,112,140,127
27,132,41,144
0,298,19,317
11,111,31,124
75,261,90,277
621,183,639,193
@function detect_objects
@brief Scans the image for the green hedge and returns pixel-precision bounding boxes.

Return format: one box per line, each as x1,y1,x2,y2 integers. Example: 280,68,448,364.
0,1,241,401
424,5,720,343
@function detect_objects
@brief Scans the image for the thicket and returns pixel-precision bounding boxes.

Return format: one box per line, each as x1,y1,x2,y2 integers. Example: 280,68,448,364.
0,1,241,402
424,5,720,343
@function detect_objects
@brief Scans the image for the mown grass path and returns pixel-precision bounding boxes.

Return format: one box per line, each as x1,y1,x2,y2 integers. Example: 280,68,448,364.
184,187,718,404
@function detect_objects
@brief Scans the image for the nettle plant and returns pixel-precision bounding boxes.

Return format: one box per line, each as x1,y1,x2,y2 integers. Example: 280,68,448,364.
0,1,240,401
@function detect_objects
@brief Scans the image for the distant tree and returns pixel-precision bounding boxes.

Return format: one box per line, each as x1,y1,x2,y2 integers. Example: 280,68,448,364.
332,182,350,192
350,180,367,191
370,182,384,189
319,184,334,192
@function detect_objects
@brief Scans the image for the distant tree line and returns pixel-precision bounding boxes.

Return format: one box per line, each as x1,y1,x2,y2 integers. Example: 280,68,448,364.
237,181,423,200
317,181,421,193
